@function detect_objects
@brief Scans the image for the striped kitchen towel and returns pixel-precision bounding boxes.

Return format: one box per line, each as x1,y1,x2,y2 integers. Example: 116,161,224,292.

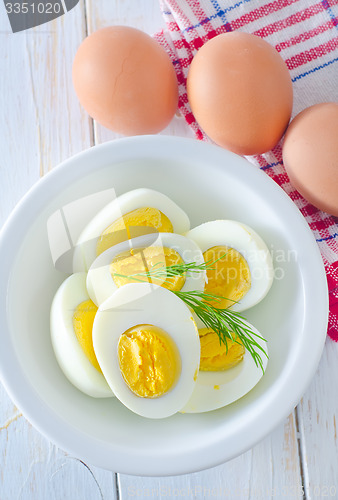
154,0,338,341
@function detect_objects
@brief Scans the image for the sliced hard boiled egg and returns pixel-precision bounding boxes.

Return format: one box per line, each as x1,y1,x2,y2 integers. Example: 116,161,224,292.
86,232,206,307
50,272,113,398
199,326,245,372
73,188,190,272
182,316,268,413
93,283,200,419
186,220,273,312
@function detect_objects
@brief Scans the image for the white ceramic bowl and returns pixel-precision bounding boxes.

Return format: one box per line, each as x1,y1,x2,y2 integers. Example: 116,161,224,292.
0,136,328,476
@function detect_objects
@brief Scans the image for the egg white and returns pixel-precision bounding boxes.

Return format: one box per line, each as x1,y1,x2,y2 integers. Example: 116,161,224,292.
50,272,113,398
86,232,206,307
73,188,190,272
181,316,268,413
186,220,273,312
93,283,200,419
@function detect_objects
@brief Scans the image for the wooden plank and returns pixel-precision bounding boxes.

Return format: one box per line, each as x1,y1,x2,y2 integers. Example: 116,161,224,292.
0,4,117,500
85,0,165,39
0,384,116,499
0,3,92,224
118,413,303,500
297,340,338,500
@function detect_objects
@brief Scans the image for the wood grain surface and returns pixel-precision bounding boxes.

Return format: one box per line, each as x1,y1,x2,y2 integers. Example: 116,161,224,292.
0,1,337,499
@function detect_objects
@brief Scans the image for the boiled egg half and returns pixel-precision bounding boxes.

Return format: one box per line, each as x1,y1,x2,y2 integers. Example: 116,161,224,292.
50,273,113,398
93,283,200,419
86,232,206,306
73,188,190,272
186,221,273,312
182,316,268,413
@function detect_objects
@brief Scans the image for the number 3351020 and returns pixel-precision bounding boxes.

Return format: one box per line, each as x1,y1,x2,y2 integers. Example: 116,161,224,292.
5,3,62,14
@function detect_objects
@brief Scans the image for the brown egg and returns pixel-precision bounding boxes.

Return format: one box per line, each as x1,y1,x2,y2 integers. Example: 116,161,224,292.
282,102,338,217
72,26,178,135
187,32,293,155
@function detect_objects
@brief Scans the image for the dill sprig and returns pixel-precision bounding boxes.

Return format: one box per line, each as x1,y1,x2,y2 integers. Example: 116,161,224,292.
111,252,225,283
110,253,268,372
174,290,267,372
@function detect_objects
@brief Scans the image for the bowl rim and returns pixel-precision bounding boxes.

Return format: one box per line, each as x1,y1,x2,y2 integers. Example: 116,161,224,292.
0,135,328,476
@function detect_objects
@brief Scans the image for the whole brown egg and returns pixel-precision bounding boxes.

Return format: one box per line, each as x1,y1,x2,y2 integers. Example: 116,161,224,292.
282,102,338,217
187,32,293,155
72,26,178,135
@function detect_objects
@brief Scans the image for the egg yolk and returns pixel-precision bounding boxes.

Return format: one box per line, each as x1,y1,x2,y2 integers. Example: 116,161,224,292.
96,207,173,256
72,300,101,372
203,245,251,309
118,324,181,398
199,328,245,371
110,246,185,292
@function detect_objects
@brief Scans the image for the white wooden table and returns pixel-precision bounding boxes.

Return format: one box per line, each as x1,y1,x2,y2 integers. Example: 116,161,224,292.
1,1,337,499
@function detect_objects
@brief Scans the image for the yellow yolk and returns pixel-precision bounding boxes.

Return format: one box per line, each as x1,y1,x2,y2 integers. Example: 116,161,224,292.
203,245,251,309
96,207,173,255
117,324,181,398
199,327,245,371
72,300,101,372
110,246,185,292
